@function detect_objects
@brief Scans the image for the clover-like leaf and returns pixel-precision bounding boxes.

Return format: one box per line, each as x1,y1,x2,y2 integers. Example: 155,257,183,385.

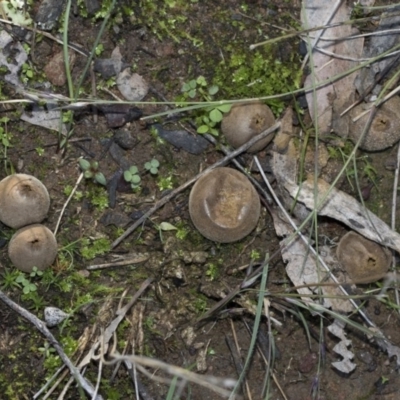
124,170,132,182
129,165,139,174
79,158,91,171
84,170,93,179
217,103,232,113
197,125,209,134
209,108,223,123
95,173,107,186
131,175,141,184
208,85,219,96
150,159,160,168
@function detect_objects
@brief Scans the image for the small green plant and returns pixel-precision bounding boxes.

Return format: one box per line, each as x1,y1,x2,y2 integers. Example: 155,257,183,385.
15,267,43,294
21,63,34,84
63,185,83,201
0,116,13,173
124,159,161,190
205,263,219,281
144,158,160,174
152,221,178,242
250,249,261,261
87,186,109,211
179,76,231,136
175,223,189,240
1,268,21,290
157,175,174,191
123,165,141,189
35,147,45,156
80,237,111,260
78,158,107,186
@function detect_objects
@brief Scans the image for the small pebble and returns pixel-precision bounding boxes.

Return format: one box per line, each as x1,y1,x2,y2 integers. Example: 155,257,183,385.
44,307,70,327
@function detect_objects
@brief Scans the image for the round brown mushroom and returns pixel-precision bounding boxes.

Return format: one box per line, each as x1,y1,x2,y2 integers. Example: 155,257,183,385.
221,102,275,153
8,224,57,272
349,96,400,151
189,167,260,243
336,231,391,284
0,174,50,229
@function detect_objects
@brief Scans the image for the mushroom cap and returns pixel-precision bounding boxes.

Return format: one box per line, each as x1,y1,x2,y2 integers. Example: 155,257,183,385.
336,231,391,284
0,174,50,229
189,167,260,243
221,102,275,153
349,96,400,151
8,224,57,273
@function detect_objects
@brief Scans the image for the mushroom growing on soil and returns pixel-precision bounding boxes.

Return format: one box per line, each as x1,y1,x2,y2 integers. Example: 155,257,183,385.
8,224,57,273
189,167,260,243
336,231,391,284
0,174,50,229
221,102,276,153
349,96,400,151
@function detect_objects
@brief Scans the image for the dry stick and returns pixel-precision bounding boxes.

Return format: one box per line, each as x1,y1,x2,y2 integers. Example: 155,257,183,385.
111,122,281,249
391,143,400,312
0,289,103,400
54,172,84,236
86,255,149,271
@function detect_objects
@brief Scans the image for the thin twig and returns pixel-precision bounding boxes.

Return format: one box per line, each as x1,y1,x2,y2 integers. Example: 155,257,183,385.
54,172,84,236
86,255,149,270
0,289,103,400
391,143,400,312
111,122,281,249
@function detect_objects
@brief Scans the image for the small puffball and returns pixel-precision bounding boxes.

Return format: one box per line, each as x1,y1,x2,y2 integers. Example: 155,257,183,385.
221,102,276,153
189,167,260,243
8,224,57,273
349,96,400,151
337,231,391,283
0,173,50,229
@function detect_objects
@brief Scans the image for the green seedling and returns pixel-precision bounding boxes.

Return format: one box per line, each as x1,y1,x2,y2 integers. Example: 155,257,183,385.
157,175,174,191
150,221,178,242
15,267,43,294
179,75,231,135
124,165,141,189
0,268,21,290
78,158,107,186
0,116,14,173
144,159,160,175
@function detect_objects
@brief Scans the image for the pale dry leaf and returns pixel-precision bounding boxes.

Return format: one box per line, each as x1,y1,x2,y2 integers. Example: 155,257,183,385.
328,319,356,373
302,0,364,138
284,177,400,253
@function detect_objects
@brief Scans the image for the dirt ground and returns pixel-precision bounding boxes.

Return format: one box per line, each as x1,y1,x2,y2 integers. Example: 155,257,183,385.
1,0,400,399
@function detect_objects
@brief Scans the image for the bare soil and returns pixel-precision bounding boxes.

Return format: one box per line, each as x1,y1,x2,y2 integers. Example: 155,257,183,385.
1,1,400,399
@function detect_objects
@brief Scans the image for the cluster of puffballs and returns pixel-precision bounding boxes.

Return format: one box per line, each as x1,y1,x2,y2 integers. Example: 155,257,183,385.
189,102,275,243
0,174,57,273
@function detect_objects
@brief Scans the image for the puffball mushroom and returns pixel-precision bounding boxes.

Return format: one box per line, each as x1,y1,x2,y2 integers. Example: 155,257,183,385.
221,102,276,153
8,224,57,273
0,174,50,229
336,231,391,284
189,167,260,243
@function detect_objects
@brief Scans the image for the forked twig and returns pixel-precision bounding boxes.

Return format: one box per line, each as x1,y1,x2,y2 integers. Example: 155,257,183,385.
0,289,103,400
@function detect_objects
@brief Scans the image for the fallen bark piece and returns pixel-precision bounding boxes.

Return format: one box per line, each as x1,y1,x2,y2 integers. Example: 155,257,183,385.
302,0,363,139
284,177,400,253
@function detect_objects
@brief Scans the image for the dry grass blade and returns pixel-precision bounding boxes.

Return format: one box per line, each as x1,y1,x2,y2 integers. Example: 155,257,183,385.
0,288,102,400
